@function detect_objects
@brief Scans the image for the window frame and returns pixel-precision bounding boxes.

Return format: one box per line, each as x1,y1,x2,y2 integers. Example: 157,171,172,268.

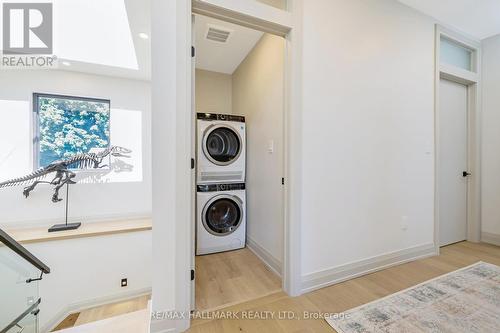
439,35,474,72
32,92,111,170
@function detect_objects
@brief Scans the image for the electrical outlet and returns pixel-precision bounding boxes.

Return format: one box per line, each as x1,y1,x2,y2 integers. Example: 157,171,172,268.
121,278,128,287
401,216,409,231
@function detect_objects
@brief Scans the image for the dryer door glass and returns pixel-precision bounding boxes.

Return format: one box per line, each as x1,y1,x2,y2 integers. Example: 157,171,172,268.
204,198,242,236
205,127,241,165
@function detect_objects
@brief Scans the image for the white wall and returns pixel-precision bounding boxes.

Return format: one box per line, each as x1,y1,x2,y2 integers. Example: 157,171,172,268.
0,70,152,227
481,34,500,238
0,70,153,329
256,0,287,10
233,34,285,273
300,0,435,277
151,0,184,331
195,69,232,115
26,231,152,331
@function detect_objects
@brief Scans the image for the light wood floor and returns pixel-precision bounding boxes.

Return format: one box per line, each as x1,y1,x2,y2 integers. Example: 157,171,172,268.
53,248,281,330
56,306,151,333
52,295,150,331
195,248,282,311
53,242,500,332
188,241,500,332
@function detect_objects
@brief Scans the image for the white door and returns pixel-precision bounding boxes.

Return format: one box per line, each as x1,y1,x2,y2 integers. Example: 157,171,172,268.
439,79,468,246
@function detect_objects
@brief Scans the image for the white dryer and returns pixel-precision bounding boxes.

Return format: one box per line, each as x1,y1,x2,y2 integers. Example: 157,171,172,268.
196,183,246,255
197,113,246,184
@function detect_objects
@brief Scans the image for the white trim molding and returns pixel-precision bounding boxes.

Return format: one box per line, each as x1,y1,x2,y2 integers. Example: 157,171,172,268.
434,25,482,252
301,244,436,294
189,0,304,303
150,319,176,333
481,232,500,246
192,0,292,36
440,64,478,85
282,0,303,298
246,238,283,277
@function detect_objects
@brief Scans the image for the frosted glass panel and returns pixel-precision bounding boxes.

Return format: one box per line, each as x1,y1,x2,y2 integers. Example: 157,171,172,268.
440,37,472,71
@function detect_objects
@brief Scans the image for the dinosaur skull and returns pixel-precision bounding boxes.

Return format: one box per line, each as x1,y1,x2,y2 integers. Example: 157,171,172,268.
110,146,132,158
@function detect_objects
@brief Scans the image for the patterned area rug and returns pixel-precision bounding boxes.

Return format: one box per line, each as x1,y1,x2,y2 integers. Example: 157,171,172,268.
326,262,500,333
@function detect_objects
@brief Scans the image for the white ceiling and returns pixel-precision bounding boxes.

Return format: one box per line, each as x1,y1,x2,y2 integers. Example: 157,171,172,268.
1,0,152,81
398,0,500,40
11,0,498,81
194,14,264,75
57,8,260,80
55,0,151,81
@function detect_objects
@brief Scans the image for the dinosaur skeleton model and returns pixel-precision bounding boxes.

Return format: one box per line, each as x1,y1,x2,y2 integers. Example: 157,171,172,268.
0,146,132,203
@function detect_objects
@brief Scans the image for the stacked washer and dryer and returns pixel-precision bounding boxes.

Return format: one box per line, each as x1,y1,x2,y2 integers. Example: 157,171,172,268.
196,113,247,255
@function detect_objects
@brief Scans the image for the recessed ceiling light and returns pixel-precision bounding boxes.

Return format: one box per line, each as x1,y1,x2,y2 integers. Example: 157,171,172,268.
61,61,71,66
138,32,149,40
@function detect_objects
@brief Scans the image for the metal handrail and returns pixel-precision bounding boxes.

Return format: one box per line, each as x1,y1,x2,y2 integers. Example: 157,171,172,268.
1,298,41,333
0,228,50,274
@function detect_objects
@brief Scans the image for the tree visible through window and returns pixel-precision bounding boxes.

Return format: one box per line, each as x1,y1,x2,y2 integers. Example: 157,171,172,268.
34,93,111,168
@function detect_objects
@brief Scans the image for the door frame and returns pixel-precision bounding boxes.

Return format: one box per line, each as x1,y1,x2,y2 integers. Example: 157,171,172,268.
181,0,303,327
190,0,303,296
434,25,482,252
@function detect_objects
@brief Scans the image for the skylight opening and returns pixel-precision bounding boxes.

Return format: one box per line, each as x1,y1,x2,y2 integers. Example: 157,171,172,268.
53,0,139,70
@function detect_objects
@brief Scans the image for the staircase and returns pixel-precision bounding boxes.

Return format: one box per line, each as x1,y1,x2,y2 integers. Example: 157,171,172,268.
1,228,151,333
56,304,151,333
0,228,49,333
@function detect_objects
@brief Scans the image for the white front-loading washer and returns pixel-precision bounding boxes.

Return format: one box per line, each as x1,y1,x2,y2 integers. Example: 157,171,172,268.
196,183,246,255
197,113,246,184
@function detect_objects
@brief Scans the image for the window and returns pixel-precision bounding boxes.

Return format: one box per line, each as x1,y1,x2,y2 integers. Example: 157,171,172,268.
34,93,110,168
440,37,473,71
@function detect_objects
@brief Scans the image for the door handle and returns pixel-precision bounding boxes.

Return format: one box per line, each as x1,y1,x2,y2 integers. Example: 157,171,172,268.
462,171,471,177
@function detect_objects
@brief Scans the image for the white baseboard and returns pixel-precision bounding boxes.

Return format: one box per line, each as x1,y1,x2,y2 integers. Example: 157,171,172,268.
43,287,152,333
482,232,500,246
246,237,282,277
150,318,176,333
301,243,436,293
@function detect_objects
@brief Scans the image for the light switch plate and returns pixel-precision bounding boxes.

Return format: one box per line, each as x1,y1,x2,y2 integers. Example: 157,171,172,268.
268,140,274,153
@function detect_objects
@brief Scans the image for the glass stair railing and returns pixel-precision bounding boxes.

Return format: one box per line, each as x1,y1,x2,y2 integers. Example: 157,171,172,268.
0,229,50,333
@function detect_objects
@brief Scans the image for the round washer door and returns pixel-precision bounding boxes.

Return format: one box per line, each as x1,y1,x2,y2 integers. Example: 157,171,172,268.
202,195,243,236
203,125,242,166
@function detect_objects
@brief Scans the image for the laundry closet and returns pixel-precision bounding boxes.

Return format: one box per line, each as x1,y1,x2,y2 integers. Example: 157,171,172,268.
192,13,285,311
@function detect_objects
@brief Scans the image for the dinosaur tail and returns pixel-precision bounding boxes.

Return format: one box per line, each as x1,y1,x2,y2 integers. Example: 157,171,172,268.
0,169,48,188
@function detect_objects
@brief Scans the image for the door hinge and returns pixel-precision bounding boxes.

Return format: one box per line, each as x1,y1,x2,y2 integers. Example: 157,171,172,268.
191,46,195,58
191,269,195,281
281,177,285,185
191,158,195,170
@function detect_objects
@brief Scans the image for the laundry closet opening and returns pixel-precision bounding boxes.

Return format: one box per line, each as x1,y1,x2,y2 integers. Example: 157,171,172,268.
192,13,286,312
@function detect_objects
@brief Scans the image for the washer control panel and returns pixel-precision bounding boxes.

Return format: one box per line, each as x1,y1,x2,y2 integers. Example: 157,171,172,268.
197,183,246,192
